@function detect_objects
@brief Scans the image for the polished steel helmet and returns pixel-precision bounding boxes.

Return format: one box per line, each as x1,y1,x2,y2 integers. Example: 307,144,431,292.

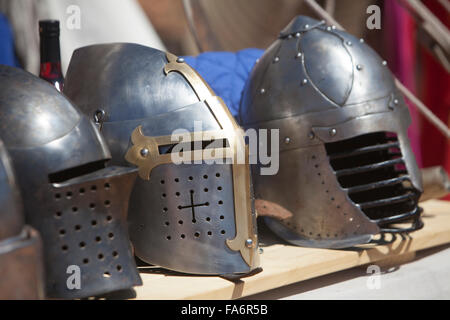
239,16,423,248
64,43,260,276
0,139,44,299
0,65,141,298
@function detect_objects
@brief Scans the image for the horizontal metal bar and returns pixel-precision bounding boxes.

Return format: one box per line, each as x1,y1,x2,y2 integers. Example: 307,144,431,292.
328,142,400,160
335,158,404,177
374,206,421,225
358,192,416,209
346,176,410,194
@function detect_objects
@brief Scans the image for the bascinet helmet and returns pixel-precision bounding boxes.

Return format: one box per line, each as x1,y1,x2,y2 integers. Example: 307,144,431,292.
239,16,423,248
64,43,260,275
0,139,44,299
0,65,141,298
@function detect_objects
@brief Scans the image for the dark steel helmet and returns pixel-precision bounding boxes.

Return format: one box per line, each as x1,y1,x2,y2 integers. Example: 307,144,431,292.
239,16,423,248
0,139,44,299
64,43,260,276
0,65,141,298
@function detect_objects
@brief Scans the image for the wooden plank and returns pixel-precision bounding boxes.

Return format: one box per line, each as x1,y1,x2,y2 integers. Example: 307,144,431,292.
134,200,450,300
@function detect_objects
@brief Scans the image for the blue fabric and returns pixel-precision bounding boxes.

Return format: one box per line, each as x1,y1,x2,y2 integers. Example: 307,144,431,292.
183,49,263,117
0,13,19,67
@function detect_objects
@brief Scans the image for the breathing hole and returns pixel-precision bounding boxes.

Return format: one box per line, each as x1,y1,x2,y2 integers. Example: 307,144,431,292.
203,175,208,179
181,234,185,239
104,200,111,206
220,215,224,220
221,230,226,235
103,272,111,278
178,220,183,225
166,236,171,240
104,183,110,189
72,207,78,212
83,258,89,264
106,216,112,222
75,225,81,231
98,253,104,260
91,220,97,226
54,193,61,200
66,191,73,199
116,265,122,272
218,200,223,205
95,236,101,242
165,221,170,226
216,173,221,177
174,178,179,182
112,251,118,258
91,185,97,191
207,231,212,236
162,193,166,198
61,245,68,251
108,233,114,239
176,192,180,196
59,229,66,236
79,242,86,248
204,188,208,192
194,232,200,238
206,217,211,222
217,186,222,191
188,176,193,181
163,207,168,212
55,211,62,218
79,188,85,194
160,180,165,184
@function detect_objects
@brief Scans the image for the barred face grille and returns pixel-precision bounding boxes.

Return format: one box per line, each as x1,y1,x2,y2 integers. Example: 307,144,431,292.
325,132,423,233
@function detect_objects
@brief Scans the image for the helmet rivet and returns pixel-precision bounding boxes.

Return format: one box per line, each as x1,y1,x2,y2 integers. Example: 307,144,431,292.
346,41,352,46
295,32,301,38
326,26,331,31
301,79,308,86
140,148,149,157
245,239,253,248
255,58,260,64
329,128,337,137
331,25,337,30
308,131,315,140
382,60,388,66
273,56,280,63
296,52,302,59
304,24,309,29
287,34,293,39
284,137,291,144
260,88,266,94
394,99,399,105
356,64,363,71
176,57,185,63
360,38,365,43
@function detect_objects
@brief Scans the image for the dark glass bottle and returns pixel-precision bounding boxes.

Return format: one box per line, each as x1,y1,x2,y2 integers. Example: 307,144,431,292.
39,20,64,91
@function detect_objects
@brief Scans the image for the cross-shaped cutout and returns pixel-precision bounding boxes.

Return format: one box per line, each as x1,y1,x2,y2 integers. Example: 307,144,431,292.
178,190,209,223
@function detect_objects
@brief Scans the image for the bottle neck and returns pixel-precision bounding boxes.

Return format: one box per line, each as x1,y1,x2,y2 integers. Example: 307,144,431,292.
40,36,61,64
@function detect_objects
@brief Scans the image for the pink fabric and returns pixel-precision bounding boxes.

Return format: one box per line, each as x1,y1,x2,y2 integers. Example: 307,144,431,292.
383,0,423,167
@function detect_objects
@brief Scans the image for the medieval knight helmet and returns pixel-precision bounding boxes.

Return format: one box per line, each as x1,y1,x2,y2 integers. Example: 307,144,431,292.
0,139,44,299
64,43,260,276
0,65,141,298
239,16,423,248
